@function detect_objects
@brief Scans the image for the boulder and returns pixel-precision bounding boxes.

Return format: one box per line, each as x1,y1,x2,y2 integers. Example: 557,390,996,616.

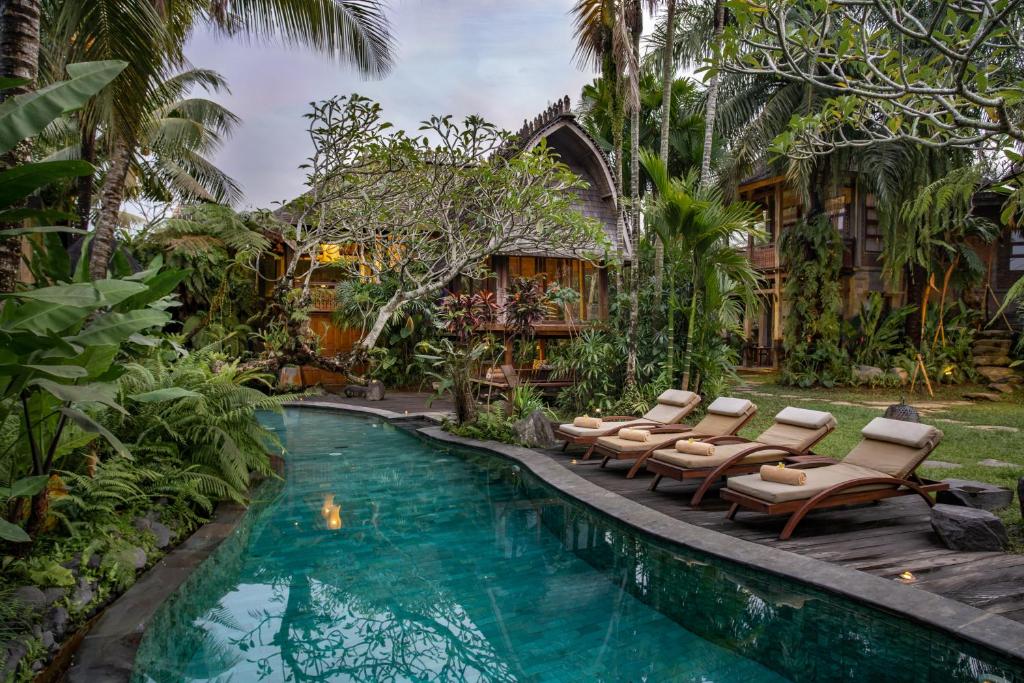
512,410,559,449
963,392,1001,402
989,383,1017,394
2,641,27,681
973,354,1011,367
937,479,1014,511
976,366,1019,383
42,606,69,639
366,379,385,401
42,587,66,605
888,367,909,385
149,521,172,549
974,339,1012,351
71,577,95,610
40,631,54,650
852,365,884,384
13,586,47,611
931,504,1008,551
134,515,172,549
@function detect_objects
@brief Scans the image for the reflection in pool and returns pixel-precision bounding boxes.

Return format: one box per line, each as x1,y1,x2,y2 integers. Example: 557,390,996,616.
132,409,1022,682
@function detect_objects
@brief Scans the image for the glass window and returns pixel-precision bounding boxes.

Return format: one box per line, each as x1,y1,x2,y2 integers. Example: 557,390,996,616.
1011,231,1024,271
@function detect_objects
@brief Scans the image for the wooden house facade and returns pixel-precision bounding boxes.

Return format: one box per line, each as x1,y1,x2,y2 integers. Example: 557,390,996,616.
737,175,1022,369
269,97,623,384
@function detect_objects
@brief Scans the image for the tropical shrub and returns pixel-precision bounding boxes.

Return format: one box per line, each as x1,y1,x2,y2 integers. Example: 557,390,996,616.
843,293,915,369
549,330,623,414
503,277,548,340
334,278,437,387
779,215,849,387
133,204,274,352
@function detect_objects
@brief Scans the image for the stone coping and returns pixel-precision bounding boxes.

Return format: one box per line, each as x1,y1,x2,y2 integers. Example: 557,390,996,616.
282,399,447,422
414,426,1024,662
66,503,247,683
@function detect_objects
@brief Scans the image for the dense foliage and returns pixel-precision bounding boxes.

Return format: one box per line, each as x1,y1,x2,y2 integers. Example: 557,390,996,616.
779,216,847,387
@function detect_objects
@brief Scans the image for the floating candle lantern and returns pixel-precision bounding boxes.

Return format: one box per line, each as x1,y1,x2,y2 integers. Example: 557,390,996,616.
321,494,334,518
326,504,342,530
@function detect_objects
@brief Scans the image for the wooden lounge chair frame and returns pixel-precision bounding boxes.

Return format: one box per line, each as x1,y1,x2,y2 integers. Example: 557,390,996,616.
554,390,702,459
594,405,758,476
720,462,949,540
554,416,663,459
643,435,829,507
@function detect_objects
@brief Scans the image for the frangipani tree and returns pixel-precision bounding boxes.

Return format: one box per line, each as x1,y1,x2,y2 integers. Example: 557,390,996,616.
272,94,608,372
722,0,1024,158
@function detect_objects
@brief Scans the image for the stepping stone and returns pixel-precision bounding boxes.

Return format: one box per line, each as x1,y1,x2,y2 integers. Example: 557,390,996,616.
937,479,1014,510
920,460,962,470
963,392,1001,402
989,383,1017,394
967,425,1019,433
931,504,1008,551
934,418,967,424
828,400,858,406
979,459,1019,469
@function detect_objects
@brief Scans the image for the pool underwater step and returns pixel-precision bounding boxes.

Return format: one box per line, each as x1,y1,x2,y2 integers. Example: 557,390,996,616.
412,425,1024,662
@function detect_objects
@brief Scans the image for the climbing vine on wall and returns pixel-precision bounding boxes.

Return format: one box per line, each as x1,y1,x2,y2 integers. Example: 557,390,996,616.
779,215,849,387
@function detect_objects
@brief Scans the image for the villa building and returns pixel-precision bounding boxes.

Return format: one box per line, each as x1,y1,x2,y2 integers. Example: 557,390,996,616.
268,97,624,383
737,174,1021,369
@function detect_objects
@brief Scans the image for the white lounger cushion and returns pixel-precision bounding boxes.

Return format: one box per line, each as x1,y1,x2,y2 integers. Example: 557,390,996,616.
707,397,753,417
656,389,700,408
650,443,789,469
558,418,647,437
596,430,697,454
727,463,895,504
860,417,941,449
774,407,835,430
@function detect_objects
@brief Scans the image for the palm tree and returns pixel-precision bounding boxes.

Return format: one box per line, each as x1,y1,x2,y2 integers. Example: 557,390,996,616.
0,0,42,292
42,68,243,212
38,0,394,280
641,149,758,389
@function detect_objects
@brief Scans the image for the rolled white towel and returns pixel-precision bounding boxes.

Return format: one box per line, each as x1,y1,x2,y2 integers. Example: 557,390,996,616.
573,416,602,429
675,439,714,456
759,464,806,486
618,428,650,442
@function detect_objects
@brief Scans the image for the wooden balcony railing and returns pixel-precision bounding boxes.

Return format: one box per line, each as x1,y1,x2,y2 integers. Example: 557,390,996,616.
749,243,777,270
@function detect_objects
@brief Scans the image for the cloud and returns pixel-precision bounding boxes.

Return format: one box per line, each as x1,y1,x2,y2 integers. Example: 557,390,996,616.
185,0,599,209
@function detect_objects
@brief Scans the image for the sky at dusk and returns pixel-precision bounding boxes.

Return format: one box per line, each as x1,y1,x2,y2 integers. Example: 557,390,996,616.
185,0,623,210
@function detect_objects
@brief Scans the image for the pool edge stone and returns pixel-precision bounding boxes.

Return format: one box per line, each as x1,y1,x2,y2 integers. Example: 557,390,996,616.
414,423,1024,662
65,503,248,683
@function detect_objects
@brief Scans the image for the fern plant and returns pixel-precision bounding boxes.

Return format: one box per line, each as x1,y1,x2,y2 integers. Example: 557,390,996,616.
101,346,292,504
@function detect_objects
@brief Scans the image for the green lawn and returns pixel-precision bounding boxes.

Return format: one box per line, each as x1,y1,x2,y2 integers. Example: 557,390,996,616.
728,373,1024,529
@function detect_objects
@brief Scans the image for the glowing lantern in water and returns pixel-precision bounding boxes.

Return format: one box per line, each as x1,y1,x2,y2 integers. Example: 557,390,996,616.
326,504,342,530
320,494,335,518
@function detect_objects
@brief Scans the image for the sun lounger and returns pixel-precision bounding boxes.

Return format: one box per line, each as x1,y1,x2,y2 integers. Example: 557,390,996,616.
721,417,948,539
643,407,837,507
554,390,701,459
592,397,758,475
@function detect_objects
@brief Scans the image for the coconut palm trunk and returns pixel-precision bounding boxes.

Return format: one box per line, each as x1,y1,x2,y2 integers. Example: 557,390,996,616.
699,0,724,188
625,2,642,387
680,259,699,390
653,0,676,296
89,136,132,279
0,0,41,293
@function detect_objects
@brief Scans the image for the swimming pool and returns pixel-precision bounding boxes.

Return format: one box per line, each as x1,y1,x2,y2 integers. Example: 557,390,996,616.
132,409,1022,682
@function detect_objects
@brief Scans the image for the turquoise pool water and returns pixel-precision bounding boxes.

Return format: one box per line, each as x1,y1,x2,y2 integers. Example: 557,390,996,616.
133,409,1022,682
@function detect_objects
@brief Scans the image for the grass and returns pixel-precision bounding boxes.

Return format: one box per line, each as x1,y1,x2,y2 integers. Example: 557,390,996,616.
729,373,1023,531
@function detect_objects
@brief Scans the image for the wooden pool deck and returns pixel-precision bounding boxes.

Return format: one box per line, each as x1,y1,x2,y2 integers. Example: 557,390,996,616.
542,449,1024,626
291,393,1024,629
